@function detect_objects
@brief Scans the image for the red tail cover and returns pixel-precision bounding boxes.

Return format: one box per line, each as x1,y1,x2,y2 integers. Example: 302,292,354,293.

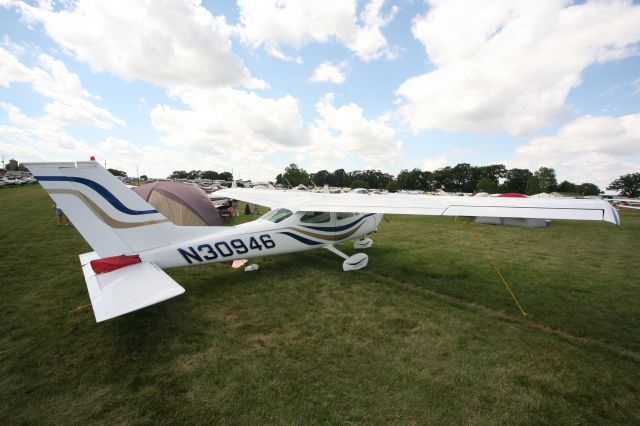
91,254,141,274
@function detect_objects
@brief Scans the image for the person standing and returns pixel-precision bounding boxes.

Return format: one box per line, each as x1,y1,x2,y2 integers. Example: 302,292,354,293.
52,202,70,226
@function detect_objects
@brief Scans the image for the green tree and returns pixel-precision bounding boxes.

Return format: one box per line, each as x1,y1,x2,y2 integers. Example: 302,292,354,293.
500,168,532,194
557,180,578,193
397,168,427,190
329,168,348,187
535,167,557,193
579,183,600,196
350,179,369,189
168,170,188,179
476,177,497,194
310,170,330,185
607,173,640,197
201,170,219,180
140,174,148,181
431,167,454,191
281,163,310,186
452,163,473,192
386,180,399,193
187,170,202,180
108,168,127,177
218,172,233,182
527,175,540,195
477,164,507,182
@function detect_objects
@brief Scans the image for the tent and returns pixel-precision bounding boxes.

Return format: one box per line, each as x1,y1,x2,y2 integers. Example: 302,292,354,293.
132,181,223,226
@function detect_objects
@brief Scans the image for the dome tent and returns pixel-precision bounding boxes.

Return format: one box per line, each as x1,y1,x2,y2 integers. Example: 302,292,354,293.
132,181,223,226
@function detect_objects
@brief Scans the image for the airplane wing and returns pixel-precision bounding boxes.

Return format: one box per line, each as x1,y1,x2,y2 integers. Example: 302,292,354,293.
215,188,620,225
215,188,326,210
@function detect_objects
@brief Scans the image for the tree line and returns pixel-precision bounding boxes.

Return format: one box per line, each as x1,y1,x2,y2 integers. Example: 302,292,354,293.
167,170,233,182
274,163,610,196
107,162,637,197
3,157,636,196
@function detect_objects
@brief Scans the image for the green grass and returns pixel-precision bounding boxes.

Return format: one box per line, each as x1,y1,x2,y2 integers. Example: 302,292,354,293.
1,185,639,424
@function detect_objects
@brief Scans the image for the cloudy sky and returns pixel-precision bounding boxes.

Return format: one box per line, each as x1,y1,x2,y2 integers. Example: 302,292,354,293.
1,0,639,187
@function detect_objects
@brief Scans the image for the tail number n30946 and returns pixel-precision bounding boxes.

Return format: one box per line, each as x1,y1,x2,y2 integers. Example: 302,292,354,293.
178,235,276,264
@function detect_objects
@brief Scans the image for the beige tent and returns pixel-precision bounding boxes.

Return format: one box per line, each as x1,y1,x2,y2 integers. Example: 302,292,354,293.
133,181,223,226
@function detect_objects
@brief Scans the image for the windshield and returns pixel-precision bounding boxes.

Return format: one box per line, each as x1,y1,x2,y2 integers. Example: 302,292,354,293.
261,208,293,223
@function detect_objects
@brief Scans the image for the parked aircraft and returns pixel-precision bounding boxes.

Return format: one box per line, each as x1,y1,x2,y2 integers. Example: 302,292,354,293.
26,161,620,322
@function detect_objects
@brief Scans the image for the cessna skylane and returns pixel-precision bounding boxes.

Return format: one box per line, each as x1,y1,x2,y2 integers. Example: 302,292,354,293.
26,161,620,322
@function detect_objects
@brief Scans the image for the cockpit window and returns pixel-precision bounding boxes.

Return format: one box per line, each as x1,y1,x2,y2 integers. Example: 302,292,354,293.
336,212,355,220
261,208,293,223
300,211,331,223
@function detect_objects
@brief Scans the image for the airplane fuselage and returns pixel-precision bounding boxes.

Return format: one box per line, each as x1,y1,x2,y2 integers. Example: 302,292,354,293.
142,212,383,269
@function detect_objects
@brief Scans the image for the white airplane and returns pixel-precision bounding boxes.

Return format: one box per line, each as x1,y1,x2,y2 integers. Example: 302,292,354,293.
25,161,620,323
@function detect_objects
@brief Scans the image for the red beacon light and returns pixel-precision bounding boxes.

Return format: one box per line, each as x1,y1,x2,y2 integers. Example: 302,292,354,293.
90,156,96,161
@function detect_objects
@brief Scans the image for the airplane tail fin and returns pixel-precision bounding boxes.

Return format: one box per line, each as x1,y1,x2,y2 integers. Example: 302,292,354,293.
25,161,178,258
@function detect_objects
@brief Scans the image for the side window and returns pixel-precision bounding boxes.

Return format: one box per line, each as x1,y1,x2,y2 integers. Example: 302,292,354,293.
300,211,331,223
336,212,355,221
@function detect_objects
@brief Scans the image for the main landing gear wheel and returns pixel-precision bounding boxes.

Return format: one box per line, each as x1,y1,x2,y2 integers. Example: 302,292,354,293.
353,237,373,249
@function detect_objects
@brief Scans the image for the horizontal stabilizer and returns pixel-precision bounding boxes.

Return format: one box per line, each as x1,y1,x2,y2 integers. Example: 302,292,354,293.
79,252,185,322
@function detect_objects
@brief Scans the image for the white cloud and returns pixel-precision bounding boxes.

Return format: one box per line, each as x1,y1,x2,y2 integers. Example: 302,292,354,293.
0,47,125,129
265,47,303,64
0,47,32,88
397,0,640,136
150,89,403,176
309,93,402,168
633,78,640,95
310,61,347,84
0,45,127,165
0,102,94,158
422,155,448,171
150,86,307,162
236,0,397,61
97,137,142,158
14,0,261,89
511,114,640,187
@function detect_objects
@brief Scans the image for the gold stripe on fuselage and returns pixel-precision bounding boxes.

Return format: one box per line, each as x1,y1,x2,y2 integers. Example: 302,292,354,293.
48,189,170,229
289,221,365,242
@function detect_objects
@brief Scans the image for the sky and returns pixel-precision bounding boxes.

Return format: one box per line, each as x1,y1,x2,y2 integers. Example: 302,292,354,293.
0,0,639,188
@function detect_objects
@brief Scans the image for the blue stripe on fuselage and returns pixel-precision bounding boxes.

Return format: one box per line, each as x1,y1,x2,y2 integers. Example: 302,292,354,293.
35,176,158,215
277,231,324,246
301,213,374,232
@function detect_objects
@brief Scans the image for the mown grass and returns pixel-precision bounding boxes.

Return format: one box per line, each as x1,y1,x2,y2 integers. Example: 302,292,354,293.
1,185,639,424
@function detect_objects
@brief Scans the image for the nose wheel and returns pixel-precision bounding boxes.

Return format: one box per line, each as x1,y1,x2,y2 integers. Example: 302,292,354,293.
325,245,369,271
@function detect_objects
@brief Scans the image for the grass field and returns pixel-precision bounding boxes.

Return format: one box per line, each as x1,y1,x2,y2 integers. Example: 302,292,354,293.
1,185,639,424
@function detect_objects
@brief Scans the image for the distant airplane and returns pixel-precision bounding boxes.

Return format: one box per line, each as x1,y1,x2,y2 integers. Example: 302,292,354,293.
26,161,620,322
617,204,640,210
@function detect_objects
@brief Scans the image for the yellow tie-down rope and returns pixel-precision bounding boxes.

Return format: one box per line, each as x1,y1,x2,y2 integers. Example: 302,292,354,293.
466,222,528,318
72,303,92,313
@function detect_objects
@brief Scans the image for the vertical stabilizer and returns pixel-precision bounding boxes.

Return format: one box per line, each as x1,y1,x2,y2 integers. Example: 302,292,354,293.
26,161,176,257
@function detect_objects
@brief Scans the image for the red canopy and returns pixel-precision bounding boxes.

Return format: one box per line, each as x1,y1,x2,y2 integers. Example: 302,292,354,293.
498,193,528,198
